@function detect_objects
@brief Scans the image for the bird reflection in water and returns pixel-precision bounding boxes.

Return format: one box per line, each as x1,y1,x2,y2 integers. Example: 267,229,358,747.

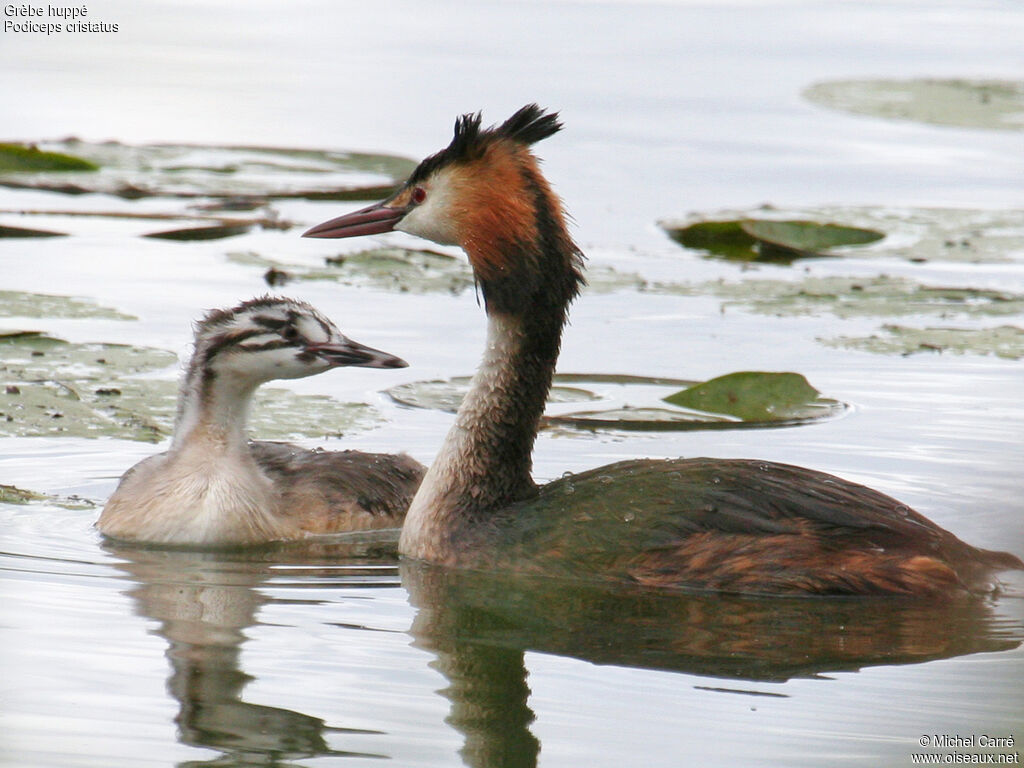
104,536,397,766
403,561,1021,767
105,538,1021,768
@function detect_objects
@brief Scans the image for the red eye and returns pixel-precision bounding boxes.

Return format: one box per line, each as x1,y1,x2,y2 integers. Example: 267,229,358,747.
411,186,427,204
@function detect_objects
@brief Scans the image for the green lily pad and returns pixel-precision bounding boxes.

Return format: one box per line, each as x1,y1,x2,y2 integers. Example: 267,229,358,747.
229,247,475,295
0,140,416,201
741,220,884,259
803,78,1024,132
0,224,68,238
821,324,1024,360
0,142,98,172
663,218,884,262
660,207,1024,264
0,291,135,321
388,372,844,432
665,220,760,261
663,372,839,423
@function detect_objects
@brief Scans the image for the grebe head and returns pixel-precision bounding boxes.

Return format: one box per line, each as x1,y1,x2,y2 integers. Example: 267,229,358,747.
304,104,584,310
192,296,406,387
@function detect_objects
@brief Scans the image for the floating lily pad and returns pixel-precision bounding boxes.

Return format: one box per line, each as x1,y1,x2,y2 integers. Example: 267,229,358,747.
803,78,1024,132
541,406,737,432
700,275,1024,320
0,333,171,379
822,324,1024,360
0,333,178,441
0,224,67,238
229,247,475,295
660,207,1024,264
0,140,416,201
742,220,883,260
387,375,602,413
0,142,98,172
664,219,884,263
143,222,253,241
663,372,840,423
0,291,135,321
0,333,385,441
248,391,382,440
387,372,844,433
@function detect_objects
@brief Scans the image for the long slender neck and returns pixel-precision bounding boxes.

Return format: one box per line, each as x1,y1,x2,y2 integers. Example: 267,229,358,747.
401,256,579,561
399,141,585,560
401,307,565,558
170,366,258,457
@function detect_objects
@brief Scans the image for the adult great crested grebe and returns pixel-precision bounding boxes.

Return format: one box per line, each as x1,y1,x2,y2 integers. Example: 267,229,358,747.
97,296,424,547
304,105,1022,596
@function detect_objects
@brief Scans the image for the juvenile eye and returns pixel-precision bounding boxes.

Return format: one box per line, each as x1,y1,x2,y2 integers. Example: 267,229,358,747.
283,325,299,341
411,186,427,204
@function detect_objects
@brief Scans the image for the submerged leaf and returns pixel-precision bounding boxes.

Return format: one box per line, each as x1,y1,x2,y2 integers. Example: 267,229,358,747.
674,275,1024,320
0,291,135,320
663,372,840,423
821,325,1024,360
803,78,1024,132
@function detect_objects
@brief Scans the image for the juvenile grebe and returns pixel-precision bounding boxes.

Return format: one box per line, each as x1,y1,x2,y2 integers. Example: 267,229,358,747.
304,105,1022,595
97,296,424,546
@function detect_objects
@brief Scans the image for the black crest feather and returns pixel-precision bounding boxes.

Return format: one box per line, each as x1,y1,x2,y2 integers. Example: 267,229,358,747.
408,104,562,184
494,104,563,146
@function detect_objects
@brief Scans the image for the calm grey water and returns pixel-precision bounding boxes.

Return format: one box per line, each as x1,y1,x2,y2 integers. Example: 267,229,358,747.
2,1,1023,766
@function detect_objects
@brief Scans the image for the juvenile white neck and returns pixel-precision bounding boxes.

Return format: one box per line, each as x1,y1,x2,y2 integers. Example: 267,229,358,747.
171,371,258,455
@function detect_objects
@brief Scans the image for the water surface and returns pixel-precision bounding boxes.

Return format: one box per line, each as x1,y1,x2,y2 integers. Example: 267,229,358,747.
2,1,1023,766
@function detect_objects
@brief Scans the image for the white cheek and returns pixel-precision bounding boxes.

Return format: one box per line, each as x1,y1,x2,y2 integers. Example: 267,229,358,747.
395,190,460,246
218,349,323,383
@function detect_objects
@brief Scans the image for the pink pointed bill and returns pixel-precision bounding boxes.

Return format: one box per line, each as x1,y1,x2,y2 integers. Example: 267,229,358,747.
302,200,407,239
